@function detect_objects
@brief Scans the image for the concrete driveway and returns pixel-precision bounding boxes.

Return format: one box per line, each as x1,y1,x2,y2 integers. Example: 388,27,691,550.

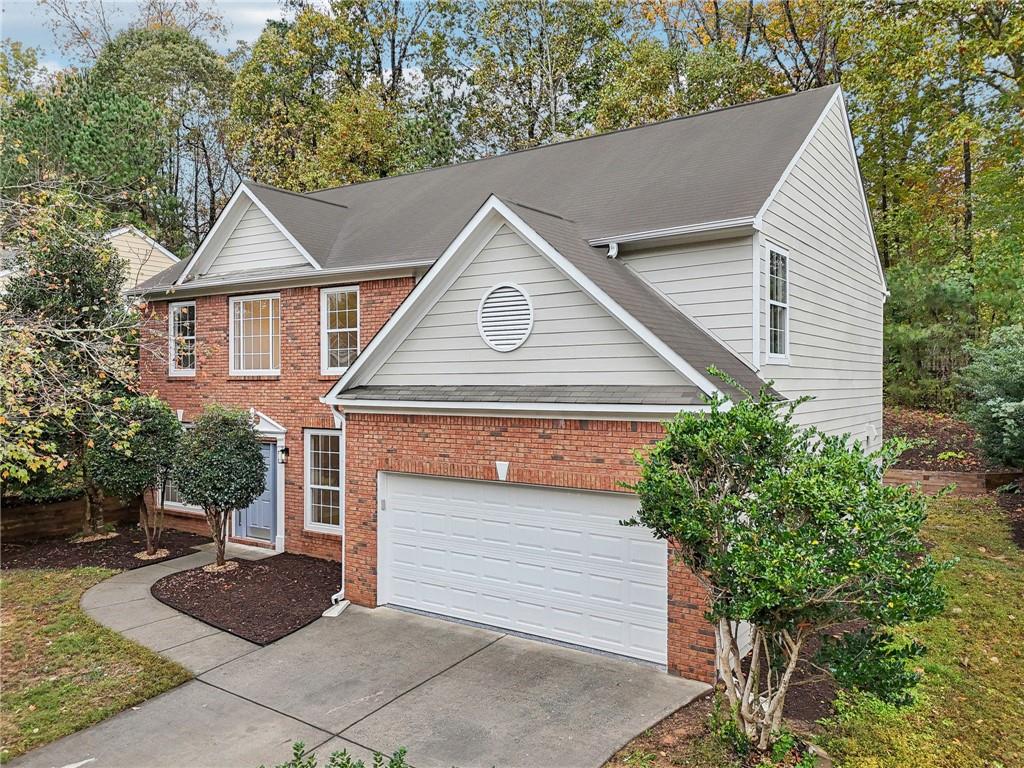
13,556,708,768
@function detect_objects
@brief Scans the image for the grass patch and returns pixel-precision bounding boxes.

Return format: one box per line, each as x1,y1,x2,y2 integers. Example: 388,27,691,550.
820,495,1024,767
0,568,191,763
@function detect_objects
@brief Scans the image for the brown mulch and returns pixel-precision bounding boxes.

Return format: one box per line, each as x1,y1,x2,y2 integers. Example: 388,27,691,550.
0,524,210,571
996,489,1024,550
150,553,340,645
884,407,1010,472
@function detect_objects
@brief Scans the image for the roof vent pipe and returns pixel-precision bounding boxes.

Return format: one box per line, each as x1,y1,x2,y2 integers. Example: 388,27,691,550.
607,242,619,259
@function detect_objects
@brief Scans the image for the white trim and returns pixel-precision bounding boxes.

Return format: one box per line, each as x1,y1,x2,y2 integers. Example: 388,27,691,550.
167,300,196,377
765,243,791,364
751,234,762,370
587,216,756,247
754,88,842,230
320,285,360,376
476,282,534,352
229,292,282,376
251,408,287,437
324,195,723,403
304,426,345,535
175,183,321,287
335,399,710,421
105,225,179,262
250,410,287,551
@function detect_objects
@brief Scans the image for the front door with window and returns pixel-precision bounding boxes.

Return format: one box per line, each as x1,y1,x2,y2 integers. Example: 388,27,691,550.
237,443,276,541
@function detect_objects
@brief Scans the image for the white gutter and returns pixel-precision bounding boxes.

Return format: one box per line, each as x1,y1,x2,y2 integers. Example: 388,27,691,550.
325,399,711,421
588,217,756,248
324,403,349,614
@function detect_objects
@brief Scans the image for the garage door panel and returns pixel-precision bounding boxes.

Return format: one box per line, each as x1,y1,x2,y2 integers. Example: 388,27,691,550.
380,475,667,664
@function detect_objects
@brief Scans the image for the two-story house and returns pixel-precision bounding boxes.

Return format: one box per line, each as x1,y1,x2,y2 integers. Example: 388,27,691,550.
133,84,885,684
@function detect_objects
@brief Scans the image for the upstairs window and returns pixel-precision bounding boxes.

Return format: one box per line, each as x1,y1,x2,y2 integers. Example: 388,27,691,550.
321,286,359,374
768,248,789,359
168,301,196,376
230,293,280,375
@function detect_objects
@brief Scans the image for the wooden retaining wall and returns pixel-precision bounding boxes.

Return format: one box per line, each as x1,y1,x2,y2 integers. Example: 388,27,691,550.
884,469,1023,496
1,496,136,540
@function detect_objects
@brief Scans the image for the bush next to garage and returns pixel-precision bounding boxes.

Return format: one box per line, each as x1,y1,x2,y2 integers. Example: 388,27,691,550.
625,379,949,753
171,405,265,567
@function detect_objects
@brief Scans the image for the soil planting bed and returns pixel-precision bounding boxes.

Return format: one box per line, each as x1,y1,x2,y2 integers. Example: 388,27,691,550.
884,407,1009,472
151,553,340,644
0,524,209,570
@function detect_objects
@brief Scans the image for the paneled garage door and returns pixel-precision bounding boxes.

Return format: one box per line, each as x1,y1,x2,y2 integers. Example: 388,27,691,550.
377,474,668,664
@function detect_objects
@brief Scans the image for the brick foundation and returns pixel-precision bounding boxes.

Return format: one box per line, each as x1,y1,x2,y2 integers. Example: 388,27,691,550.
884,468,1023,496
344,411,717,683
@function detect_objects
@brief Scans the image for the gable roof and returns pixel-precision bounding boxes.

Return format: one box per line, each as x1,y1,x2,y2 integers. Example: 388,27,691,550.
136,85,841,294
104,225,179,263
325,195,771,405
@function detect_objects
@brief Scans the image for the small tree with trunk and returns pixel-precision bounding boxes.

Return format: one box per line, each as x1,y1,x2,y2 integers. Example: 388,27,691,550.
171,405,265,568
87,395,181,556
626,385,947,752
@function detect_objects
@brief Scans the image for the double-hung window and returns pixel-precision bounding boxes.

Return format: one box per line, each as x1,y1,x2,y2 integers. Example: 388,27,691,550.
230,293,280,375
321,286,359,374
305,429,344,532
168,301,196,376
161,424,201,513
767,248,789,360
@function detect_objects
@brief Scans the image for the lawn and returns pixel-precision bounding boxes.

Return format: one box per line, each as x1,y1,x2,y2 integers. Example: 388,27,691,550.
605,494,1024,768
0,567,192,763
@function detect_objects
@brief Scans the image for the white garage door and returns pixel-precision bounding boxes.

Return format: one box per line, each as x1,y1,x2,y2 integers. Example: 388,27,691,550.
378,474,668,664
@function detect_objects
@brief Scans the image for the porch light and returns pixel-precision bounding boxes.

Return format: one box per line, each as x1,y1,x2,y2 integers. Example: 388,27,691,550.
279,446,289,464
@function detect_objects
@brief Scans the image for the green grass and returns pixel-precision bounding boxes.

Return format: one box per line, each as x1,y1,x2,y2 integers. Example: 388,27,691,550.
820,495,1024,767
0,567,192,762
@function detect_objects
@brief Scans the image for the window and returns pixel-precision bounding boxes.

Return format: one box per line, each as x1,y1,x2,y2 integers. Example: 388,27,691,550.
168,301,196,375
321,286,359,374
230,293,280,375
767,248,789,359
305,429,344,531
160,424,201,512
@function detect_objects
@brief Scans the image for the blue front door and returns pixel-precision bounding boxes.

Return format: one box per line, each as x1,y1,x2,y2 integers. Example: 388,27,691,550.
237,443,276,541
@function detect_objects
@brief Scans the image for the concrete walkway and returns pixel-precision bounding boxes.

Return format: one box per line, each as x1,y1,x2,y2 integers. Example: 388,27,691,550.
12,546,710,768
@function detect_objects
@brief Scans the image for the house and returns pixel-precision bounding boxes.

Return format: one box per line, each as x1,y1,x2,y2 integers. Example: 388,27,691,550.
133,84,885,684
104,225,180,290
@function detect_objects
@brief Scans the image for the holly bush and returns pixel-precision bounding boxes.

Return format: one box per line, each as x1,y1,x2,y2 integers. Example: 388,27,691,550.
959,324,1024,469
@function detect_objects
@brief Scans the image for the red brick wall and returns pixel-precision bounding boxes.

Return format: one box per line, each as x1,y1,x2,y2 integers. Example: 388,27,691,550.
139,277,415,559
344,411,717,683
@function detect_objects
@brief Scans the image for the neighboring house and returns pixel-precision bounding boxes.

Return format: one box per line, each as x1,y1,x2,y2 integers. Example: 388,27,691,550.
104,225,179,290
0,227,177,293
133,85,885,684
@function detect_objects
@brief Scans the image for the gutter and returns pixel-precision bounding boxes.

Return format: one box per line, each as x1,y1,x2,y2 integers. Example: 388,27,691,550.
588,217,756,249
323,403,350,616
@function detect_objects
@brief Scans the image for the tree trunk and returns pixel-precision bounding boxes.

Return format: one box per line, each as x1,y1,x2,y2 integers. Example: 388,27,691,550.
139,495,155,555
205,509,227,567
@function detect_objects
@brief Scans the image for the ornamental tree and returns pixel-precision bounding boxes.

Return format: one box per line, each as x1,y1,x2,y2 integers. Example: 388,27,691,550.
626,387,947,752
87,395,181,556
172,406,265,567
959,324,1024,469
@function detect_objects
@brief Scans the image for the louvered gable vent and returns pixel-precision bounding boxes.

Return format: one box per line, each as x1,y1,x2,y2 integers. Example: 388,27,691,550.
477,284,534,352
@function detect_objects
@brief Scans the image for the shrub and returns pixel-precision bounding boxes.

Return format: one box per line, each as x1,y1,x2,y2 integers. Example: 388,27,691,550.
626,383,946,752
958,324,1024,469
88,395,181,554
262,741,409,768
172,405,265,566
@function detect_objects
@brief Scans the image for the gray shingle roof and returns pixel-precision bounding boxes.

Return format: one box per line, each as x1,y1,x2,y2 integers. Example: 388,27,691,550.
338,385,706,406
138,86,838,292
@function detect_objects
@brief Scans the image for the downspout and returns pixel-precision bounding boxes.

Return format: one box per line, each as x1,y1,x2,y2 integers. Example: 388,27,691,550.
323,402,350,615
606,242,619,259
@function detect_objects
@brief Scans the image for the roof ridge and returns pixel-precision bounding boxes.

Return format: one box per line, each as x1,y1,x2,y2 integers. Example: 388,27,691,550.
308,85,839,198
246,180,350,209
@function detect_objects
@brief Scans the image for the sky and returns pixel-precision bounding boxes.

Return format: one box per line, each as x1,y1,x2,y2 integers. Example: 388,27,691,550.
0,0,283,71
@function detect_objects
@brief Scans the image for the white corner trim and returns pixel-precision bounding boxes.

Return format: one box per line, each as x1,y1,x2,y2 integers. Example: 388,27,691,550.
105,225,180,263
587,216,756,247
324,195,724,402
753,88,843,230
751,234,761,371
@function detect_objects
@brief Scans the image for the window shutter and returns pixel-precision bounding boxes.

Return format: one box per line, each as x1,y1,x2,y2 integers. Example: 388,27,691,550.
477,284,534,352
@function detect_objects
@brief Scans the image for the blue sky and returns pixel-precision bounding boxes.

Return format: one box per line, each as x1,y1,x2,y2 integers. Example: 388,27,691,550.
0,0,283,70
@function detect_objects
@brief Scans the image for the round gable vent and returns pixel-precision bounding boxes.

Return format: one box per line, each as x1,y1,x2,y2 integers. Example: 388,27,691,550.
477,283,534,352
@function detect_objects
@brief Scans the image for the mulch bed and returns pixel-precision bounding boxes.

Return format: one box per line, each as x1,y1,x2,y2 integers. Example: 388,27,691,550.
0,524,210,571
150,553,340,645
996,490,1024,550
884,407,1010,472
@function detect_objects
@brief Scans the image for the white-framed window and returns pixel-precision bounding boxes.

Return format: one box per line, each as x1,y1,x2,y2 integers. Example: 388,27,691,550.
767,246,789,361
320,286,359,374
304,428,344,533
229,293,280,375
160,424,202,513
168,301,196,376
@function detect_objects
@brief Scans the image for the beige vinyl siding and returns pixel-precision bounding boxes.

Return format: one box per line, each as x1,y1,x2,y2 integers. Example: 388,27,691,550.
206,201,308,275
759,98,884,443
624,237,754,361
369,225,693,386
108,230,177,289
